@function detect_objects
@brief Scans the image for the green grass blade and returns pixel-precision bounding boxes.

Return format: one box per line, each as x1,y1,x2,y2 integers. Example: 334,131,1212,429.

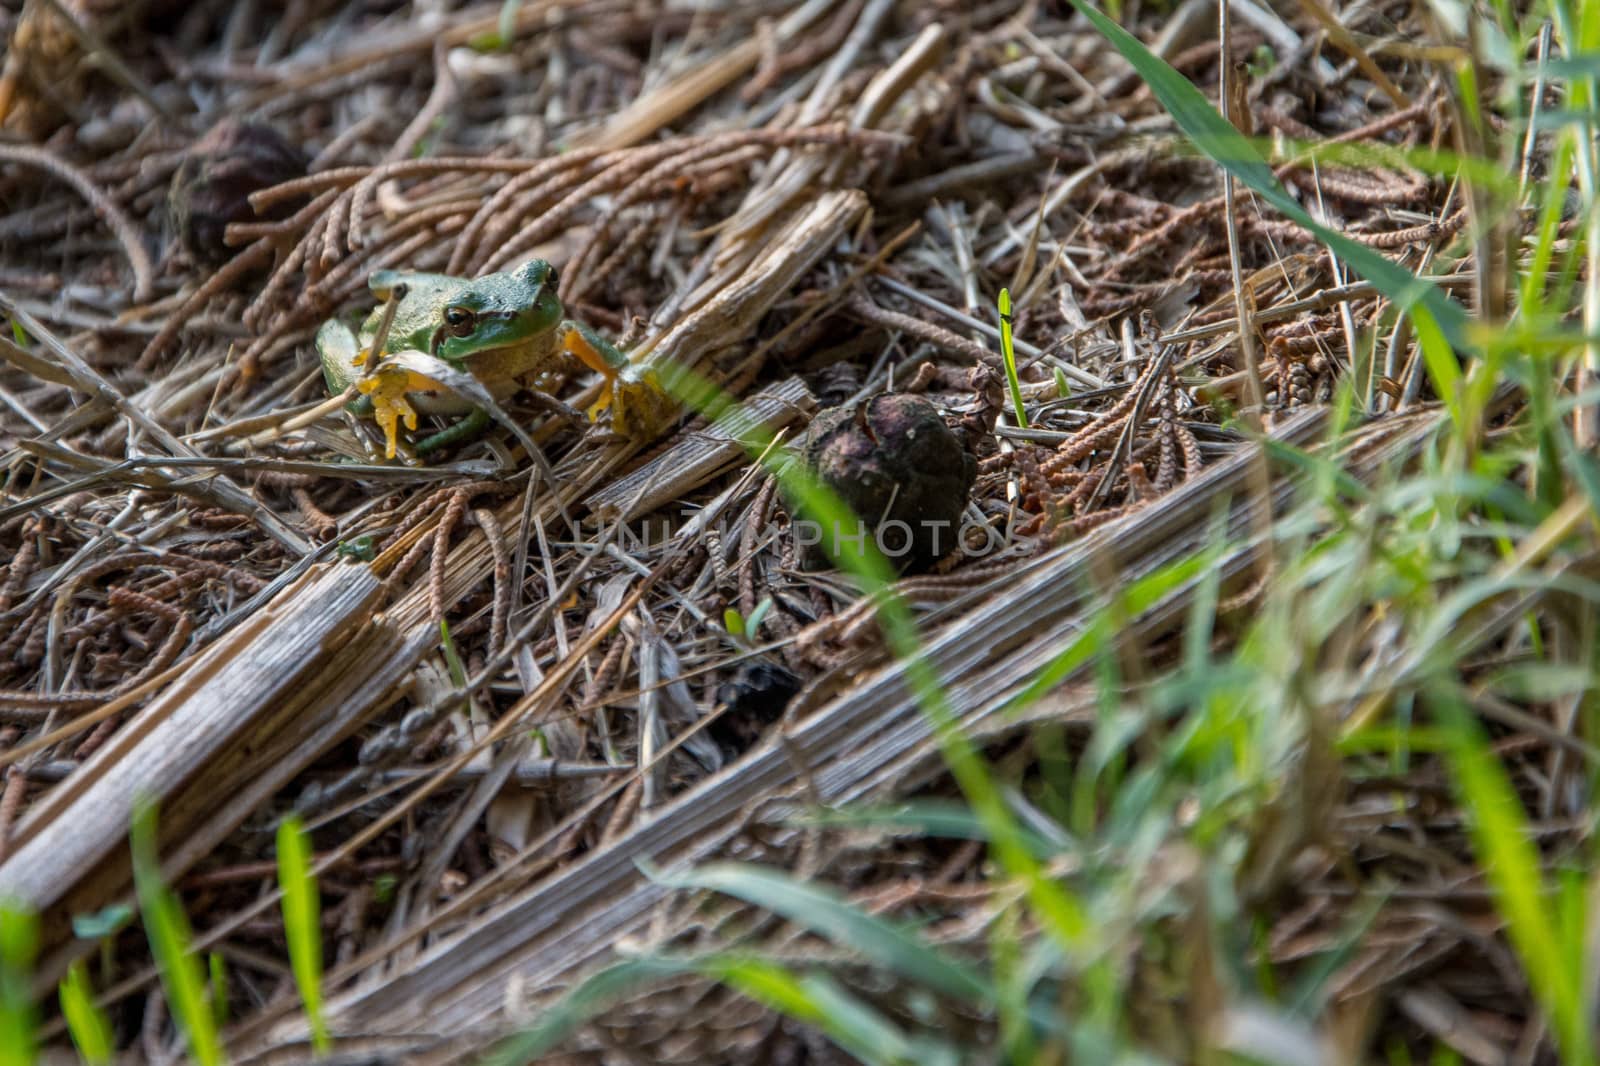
1054,366,1072,398
653,863,991,1004
277,815,330,1055
705,957,832,1034
0,904,37,1066
482,957,709,1064
131,799,225,1066
1433,689,1594,1065
59,960,114,1064
439,619,468,687
208,953,229,1030
992,904,1037,1065
707,959,962,1066
998,288,1028,428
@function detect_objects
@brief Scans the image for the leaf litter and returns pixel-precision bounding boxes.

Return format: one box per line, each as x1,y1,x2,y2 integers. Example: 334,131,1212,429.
0,0,1587,1061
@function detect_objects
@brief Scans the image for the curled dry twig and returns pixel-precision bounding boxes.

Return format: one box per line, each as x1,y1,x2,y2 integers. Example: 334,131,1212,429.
0,142,155,301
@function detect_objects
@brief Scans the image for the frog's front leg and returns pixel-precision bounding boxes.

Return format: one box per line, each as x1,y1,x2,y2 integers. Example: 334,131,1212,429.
558,319,627,406
356,368,424,460
558,320,673,439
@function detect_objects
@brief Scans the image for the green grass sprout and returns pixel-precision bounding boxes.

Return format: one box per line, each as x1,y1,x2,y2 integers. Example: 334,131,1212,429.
208,953,229,1030
0,904,38,1066
131,800,223,1066
439,619,468,688
997,288,1028,428
1435,690,1595,1066
277,815,330,1055
59,961,114,1064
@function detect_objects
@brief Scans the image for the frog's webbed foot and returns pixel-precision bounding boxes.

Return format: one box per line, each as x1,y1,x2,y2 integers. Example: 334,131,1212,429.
581,366,674,439
610,367,676,440
583,392,614,422
558,322,675,440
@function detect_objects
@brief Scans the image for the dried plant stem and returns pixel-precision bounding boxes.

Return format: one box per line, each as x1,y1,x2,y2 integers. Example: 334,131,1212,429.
0,143,155,301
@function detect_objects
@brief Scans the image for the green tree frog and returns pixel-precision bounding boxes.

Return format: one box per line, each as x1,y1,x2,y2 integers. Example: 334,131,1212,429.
317,259,663,459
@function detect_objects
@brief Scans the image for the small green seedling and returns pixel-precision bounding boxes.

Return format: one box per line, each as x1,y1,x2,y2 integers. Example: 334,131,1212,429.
439,619,468,687
745,598,773,641
131,800,223,1066
208,954,229,1030
469,0,523,50
71,904,132,942
997,289,1028,429
277,815,330,1055
0,904,38,1066
60,961,114,1064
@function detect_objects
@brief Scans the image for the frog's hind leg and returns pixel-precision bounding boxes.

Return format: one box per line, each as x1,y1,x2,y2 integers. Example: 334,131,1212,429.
561,319,628,375
415,407,492,456
414,391,587,457
317,319,364,397
318,320,383,451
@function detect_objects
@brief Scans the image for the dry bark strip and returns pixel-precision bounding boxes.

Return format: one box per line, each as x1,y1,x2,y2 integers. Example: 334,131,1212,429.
588,377,818,521
0,564,390,954
573,0,839,151
0,190,866,986
234,405,1452,1056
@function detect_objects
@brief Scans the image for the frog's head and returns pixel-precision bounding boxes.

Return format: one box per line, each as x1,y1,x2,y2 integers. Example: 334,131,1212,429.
431,259,563,363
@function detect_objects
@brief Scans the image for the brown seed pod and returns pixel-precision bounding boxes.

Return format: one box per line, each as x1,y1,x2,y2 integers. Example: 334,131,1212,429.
711,661,802,750
167,120,307,267
800,392,977,574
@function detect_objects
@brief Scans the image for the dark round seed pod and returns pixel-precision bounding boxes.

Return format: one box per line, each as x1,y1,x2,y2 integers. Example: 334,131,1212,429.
800,392,977,573
168,120,307,268
710,661,802,751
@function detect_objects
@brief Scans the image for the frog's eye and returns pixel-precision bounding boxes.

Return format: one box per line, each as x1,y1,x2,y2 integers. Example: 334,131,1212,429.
545,266,560,292
444,307,476,338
